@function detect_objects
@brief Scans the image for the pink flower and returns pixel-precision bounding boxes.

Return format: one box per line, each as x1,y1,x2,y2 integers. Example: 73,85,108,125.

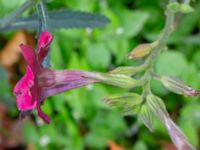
13,31,96,124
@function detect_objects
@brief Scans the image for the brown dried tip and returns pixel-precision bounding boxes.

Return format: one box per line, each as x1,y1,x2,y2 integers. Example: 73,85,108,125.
128,41,158,59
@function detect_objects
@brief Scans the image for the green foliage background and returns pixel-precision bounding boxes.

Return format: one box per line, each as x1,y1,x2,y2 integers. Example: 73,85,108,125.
0,0,200,149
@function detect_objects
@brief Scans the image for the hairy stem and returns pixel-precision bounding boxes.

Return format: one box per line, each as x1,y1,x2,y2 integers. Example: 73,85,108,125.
141,0,176,96
141,0,195,149
36,0,51,68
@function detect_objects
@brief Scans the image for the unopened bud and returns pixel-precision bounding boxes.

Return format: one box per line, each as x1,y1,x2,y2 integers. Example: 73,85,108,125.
128,41,158,59
104,93,141,115
86,72,141,89
180,4,194,13
139,104,153,131
109,65,145,76
164,117,195,150
146,94,168,122
160,76,200,96
167,2,180,13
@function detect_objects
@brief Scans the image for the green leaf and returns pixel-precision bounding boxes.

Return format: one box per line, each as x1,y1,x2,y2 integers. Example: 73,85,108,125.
180,104,200,127
138,104,154,132
0,10,110,31
119,10,149,38
132,140,148,150
85,111,126,149
155,51,188,77
180,121,198,147
0,66,13,104
86,42,111,70
152,51,188,95
23,122,39,143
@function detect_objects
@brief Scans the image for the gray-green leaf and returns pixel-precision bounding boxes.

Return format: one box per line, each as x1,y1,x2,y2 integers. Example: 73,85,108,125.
0,10,110,31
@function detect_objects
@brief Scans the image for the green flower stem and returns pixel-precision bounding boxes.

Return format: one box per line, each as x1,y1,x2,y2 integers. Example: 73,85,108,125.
110,63,148,76
0,0,36,28
141,0,176,97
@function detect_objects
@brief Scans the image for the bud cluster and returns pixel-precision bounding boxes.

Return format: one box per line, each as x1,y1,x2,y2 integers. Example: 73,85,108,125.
167,2,194,13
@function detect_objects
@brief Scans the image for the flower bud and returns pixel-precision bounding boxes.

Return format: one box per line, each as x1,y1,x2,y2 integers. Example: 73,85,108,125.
160,76,200,96
146,94,195,150
128,41,158,59
180,4,194,14
109,65,145,76
104,93,141,115
146,94,168,122
139,104,154,131
164,117,195,150
87,73,140,88
167,2,180,13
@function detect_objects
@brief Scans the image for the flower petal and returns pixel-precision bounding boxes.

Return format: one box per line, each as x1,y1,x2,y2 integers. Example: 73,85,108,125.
14,66,34,96
37,105,51,124
37,31,53,64
42,78,97,98
19,44,38,73
16,89,37,111
14,66,37,111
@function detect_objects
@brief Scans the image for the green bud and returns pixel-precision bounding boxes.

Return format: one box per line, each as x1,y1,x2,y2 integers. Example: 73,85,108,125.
180,4,194,14
146,94,168,122
138,104,154,132
110,67,138,76
159,76,200,96
104,93,142,115
128,41,158,59
109,65,146,76
88,73,141,89
167,2,181,13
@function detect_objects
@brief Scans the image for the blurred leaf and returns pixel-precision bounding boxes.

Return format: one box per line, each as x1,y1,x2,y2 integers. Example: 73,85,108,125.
152,50,188,95
119,10,149,38
85,111,127,149
23,122,39,143
133,140,148,150
192,49,200,69
0,66,13,104
173,2,200,36
180,104,200,127
106,38,129,64
0,10,110,31
0,0,25,17
180,121,198,147
86,42,111,70
155,51,188,77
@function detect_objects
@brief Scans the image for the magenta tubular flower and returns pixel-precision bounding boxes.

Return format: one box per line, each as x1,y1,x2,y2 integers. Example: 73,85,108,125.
13,31,97,124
